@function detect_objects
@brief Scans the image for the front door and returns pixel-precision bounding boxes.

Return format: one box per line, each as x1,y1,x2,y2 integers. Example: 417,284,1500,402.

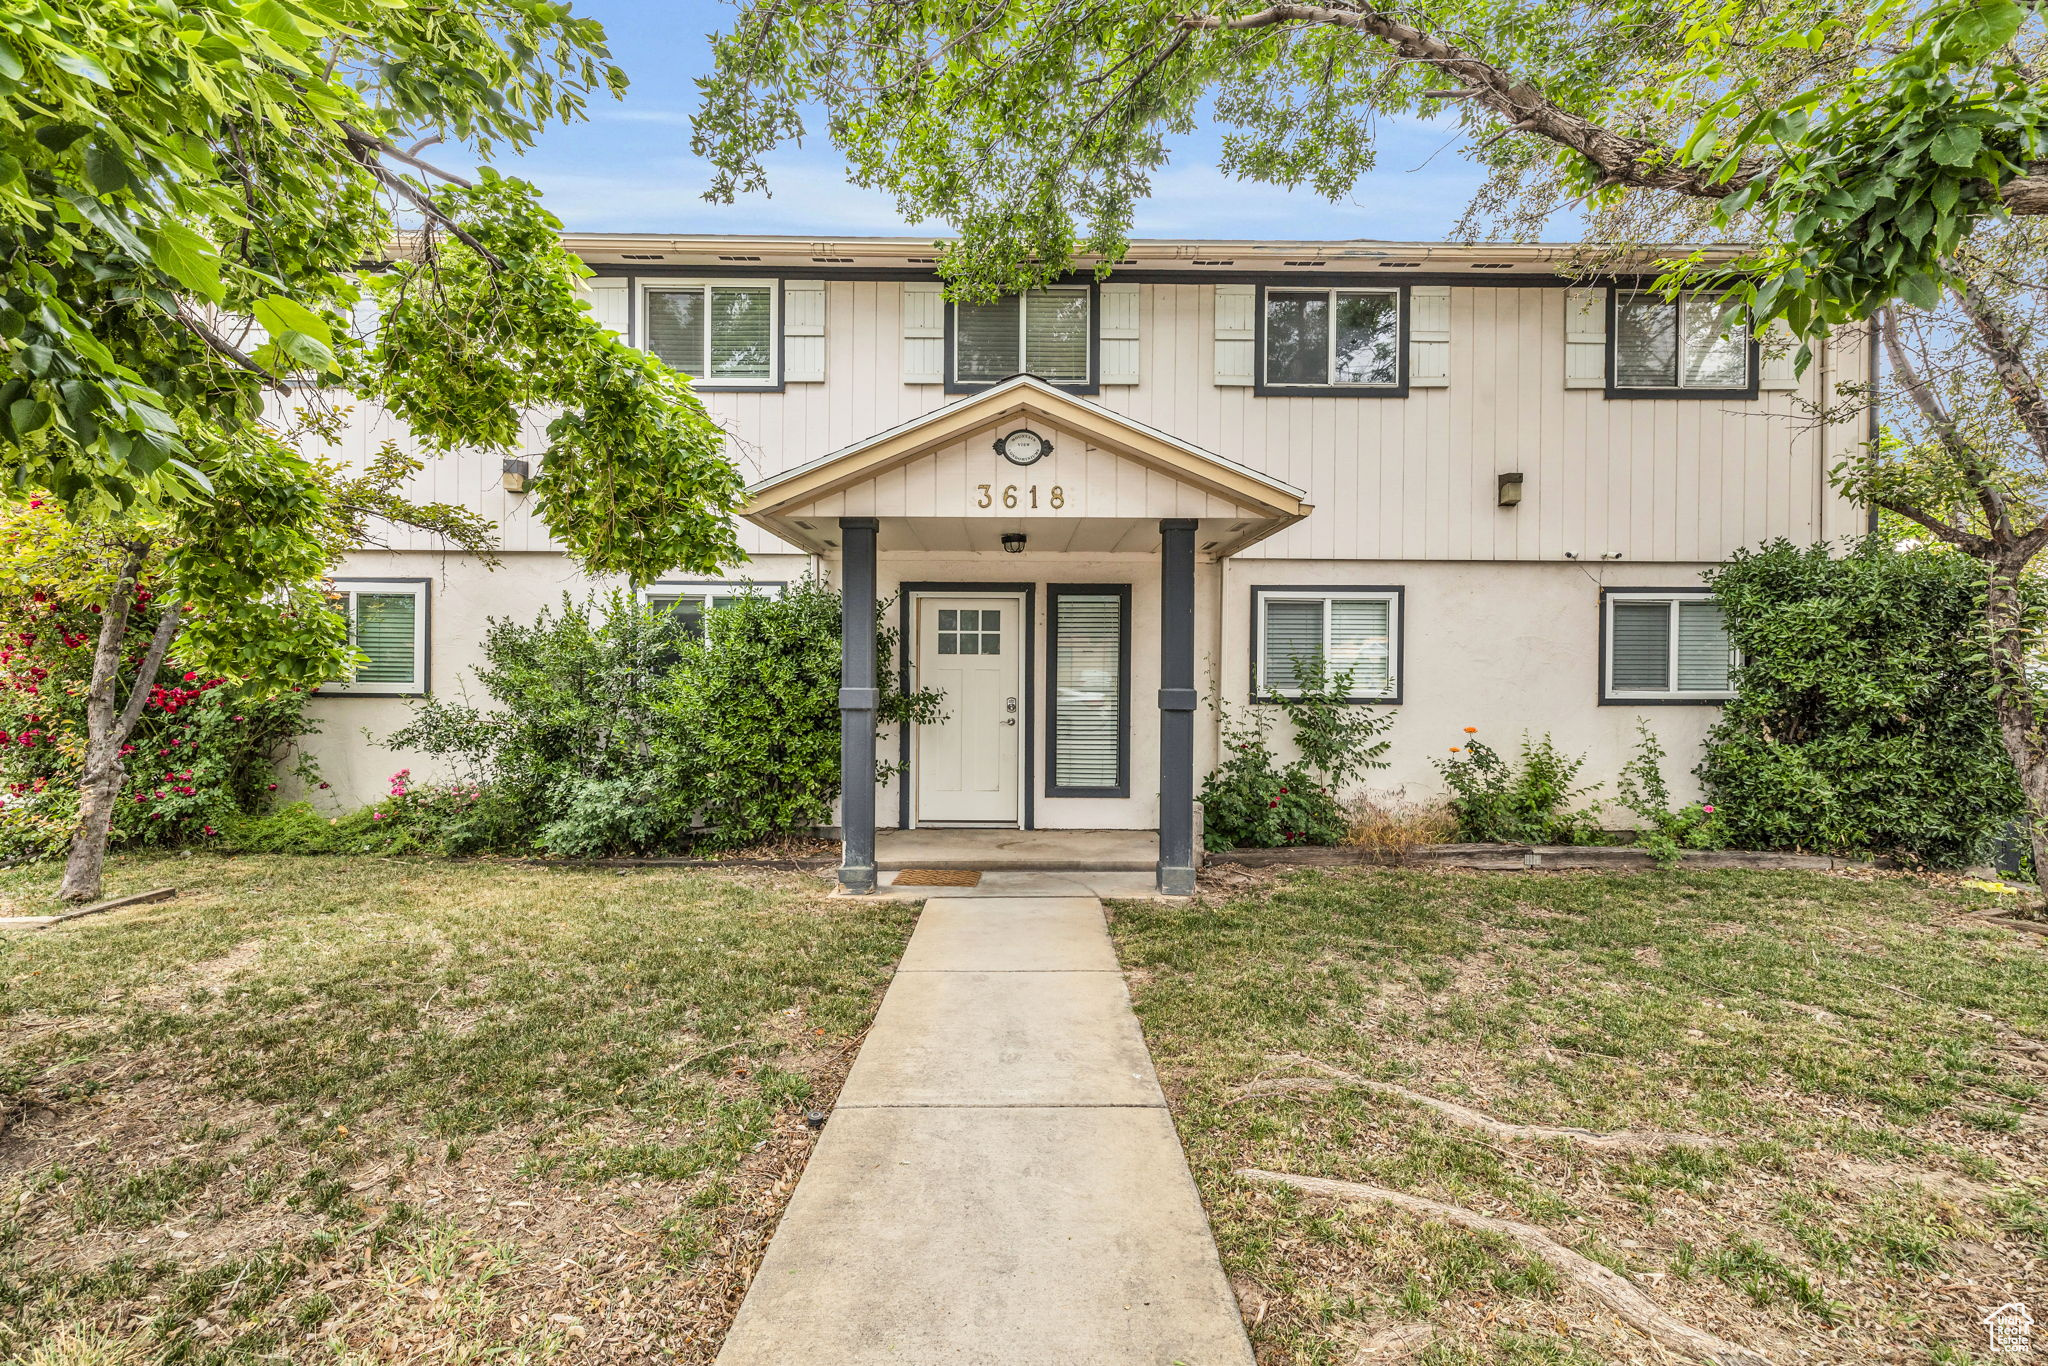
914,594,1023,825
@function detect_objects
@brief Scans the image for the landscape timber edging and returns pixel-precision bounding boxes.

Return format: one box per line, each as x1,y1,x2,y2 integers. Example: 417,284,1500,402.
1214,844,1848,872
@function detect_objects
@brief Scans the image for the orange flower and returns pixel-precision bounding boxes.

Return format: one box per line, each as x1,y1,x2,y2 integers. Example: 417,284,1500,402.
1463,726,1478,734
1449,746,1461,753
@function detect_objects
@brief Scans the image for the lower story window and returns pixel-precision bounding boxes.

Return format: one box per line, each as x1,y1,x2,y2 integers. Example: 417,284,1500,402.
1254,588,1400,700
643,580,780,639
1048,586,1130,797
324,579,427,696
1604,591,1735,701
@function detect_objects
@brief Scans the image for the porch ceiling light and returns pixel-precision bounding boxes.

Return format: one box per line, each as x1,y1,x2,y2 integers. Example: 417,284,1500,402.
1000,532,1027,555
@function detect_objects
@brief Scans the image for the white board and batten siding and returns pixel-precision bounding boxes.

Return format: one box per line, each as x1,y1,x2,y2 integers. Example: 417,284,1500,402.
323,275,1867,566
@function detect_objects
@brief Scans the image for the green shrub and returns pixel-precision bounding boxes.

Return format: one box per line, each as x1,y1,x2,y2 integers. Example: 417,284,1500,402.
387,580,935,856
1699,539,2025,866
1614,723,1725,866
1199,656,1393,851
1434,729,1602,844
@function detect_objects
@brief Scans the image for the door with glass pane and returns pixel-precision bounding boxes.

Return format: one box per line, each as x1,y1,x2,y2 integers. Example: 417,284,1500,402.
913,595,1023,825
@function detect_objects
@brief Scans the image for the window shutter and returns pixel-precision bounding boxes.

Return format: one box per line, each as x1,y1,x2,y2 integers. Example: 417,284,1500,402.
1408,284,1450,388
1261,598,1324,694
1099,282,1140,385
1564,286,1607,389
1758,320,1800,391
784,279,826,382
1676,600,1733,692
1214,283,1255,386
901,282,945,384
578,277,629,340
1609,600,1671,691
1050,592,1126,791
1328,598,1393,695
352,593,418,686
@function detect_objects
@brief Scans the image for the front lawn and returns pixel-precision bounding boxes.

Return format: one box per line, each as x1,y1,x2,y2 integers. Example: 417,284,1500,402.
0,855,913,1364
1112,869,2047,1365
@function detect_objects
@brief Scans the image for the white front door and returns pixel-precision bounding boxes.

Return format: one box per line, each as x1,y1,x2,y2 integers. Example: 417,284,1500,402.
914,595,1023,825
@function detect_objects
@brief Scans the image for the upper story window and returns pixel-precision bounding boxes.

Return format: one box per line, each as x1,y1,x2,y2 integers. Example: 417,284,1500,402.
1253,587,1401,702
323,579,428,697
950,286,1093,390
1610,291,1754,397
1603,590,1737,702
641,280,778,388
1260,286,1404,394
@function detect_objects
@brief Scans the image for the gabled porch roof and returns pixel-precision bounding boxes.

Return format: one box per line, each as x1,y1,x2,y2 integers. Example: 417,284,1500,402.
741,375,1310,557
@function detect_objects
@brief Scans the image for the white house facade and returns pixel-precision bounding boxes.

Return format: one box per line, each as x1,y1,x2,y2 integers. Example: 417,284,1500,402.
305,234,1872,892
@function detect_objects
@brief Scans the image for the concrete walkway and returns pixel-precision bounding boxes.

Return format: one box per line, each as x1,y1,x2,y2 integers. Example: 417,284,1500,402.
716,895,1254,1366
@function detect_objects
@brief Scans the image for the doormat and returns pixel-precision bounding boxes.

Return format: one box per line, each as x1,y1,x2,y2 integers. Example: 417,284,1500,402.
891,868,983,887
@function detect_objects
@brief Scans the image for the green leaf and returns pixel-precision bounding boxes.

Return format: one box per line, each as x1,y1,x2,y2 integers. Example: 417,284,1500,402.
35,123,89,153
252,295,333,349
9,397,51,435
0,36,23,82
48,50,111,88
1929,125,1983,168
82,140,131,195
144,222,223,300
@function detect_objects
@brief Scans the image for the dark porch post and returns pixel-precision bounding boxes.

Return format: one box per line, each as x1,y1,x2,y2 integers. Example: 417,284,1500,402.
1157,518,1198,895
838,517,880,893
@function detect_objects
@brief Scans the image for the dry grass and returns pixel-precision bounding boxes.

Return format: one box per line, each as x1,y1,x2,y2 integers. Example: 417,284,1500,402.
1342,792,1460,859
1110,868,2048,1366
0,854,914,1365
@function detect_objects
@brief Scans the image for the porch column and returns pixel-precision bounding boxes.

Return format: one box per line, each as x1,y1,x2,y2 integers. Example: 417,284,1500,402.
1157,518,1199,895
838,517,880,893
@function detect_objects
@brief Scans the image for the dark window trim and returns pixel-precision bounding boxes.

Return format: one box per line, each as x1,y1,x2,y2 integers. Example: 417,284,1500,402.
1249,584,1405,705
631,277,789,394
1045,584,1132,799
943,283,1101,395
317,577,431,699
1597,586,1733,707
897,582,1038,831
1603,286,1759,401
583,262,1607,289
1253,282,1410,398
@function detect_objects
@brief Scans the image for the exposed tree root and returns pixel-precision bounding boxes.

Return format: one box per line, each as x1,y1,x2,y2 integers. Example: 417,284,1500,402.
1238,1168,1773,1366
1233,1056,1733,1151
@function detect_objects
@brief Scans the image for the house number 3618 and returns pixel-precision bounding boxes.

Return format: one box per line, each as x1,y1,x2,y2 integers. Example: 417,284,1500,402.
976,484,1064,510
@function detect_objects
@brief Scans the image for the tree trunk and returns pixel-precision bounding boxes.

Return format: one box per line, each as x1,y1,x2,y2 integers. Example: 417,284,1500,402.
1983,555,2048,907
56,547,182,903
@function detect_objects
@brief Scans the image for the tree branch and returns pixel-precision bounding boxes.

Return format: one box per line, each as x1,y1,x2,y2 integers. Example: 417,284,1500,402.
1174,4,2048,214
1879,306,2014,541
342,125,474,188
1953,279,2048,465
175,303,291,390
337,130,502,270
115,604,183,743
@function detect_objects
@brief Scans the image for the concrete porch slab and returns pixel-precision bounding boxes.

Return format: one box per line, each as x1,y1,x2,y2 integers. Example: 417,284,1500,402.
714,1105,1254,1366
876,827,1157,871
836,968,1162,1108
895,897,1118,973
839,869,1177,901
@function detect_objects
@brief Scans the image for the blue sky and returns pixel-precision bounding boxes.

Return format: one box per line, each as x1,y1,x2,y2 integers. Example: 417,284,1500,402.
490,0,1492,242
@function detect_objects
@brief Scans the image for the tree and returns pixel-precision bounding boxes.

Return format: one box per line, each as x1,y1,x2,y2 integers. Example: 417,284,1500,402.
697,0,2048,894
6,2,747,898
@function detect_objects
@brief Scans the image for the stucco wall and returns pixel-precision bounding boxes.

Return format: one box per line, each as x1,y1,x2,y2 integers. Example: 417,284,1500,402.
302,546,1721,826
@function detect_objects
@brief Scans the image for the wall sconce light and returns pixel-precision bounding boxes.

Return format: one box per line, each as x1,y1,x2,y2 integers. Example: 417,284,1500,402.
502,458,532,494
1496,472,1524,507
1000,532,1027,555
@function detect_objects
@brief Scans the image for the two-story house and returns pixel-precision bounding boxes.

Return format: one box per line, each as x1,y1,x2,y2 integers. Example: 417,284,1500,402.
306,234,1871,892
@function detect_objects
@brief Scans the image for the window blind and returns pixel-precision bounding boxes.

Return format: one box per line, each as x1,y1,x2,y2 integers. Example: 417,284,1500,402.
708,286,773,380
1328,597,1393,694
1024,287,1091,383
955,295,1021,382
1614,295,1678,388
1676,599,1733,692
1609,599,1672,691
352,593,417,685
644,289,705,373
1679,297,1749,389
1051,592,1125,791
1261,598,1327,694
